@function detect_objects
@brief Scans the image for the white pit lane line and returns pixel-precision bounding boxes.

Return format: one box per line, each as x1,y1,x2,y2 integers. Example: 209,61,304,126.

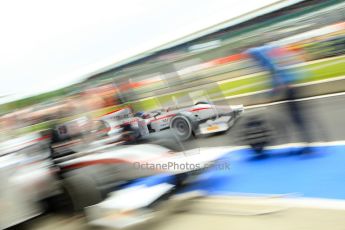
244,91,345,110
194,195,345,213
214,140,345,153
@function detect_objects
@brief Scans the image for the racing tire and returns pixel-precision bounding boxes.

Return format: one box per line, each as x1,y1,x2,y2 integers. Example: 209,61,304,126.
241,115,272,155
170,112,198,141
250,142,266,155
62,174,103,212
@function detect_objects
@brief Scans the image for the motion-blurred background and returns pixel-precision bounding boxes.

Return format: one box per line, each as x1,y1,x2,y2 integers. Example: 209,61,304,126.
1,0,345,229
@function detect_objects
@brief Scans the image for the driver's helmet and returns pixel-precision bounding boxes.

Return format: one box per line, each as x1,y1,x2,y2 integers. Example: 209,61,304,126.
195,101,210,105
142,113,151,119
134,112,145,118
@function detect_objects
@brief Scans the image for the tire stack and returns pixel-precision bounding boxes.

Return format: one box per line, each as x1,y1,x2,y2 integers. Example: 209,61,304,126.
242,116,272,154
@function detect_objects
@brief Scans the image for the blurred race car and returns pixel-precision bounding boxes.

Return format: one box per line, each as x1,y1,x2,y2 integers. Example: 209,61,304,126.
98,102,244,141
54,143,230,212
1,130,230,226
0,133,60,229
136,102,244,140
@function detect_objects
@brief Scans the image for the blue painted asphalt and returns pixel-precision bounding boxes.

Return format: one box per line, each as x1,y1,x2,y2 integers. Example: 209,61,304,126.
186,145,345,200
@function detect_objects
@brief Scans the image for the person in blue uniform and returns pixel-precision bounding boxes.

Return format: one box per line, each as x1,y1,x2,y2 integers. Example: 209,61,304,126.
246,45,311,152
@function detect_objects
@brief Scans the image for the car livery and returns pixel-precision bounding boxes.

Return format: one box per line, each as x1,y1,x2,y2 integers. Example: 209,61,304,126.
101,102,244,141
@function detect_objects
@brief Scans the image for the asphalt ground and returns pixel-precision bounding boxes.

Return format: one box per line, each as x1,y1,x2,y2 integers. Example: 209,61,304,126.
27,203,345,230
144,92,345,151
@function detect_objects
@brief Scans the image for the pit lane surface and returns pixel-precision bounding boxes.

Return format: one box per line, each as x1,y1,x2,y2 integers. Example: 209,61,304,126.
184,144,345,199
144,93,345,151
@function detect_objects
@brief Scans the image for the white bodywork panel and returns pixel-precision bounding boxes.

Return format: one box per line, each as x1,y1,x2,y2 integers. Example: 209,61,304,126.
0,134,59,229
0,157,43,229
86,183,174,229
198,116,233,134
58,144,172,169
58,144,229,174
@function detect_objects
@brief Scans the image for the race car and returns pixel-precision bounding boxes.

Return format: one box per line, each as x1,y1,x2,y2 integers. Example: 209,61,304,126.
136,102,244,140
48,101,244,156
54,143,230,212
96,102,243,142
0,133,61,229
0,129,231,227
49,110,147,157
